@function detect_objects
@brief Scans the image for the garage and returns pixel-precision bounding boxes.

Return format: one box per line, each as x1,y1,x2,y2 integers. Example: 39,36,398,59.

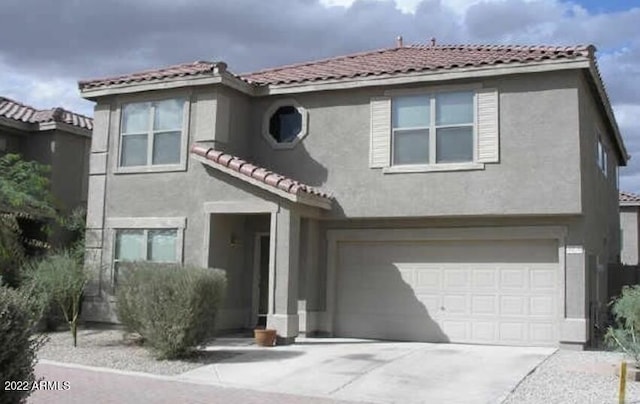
334,237,561,346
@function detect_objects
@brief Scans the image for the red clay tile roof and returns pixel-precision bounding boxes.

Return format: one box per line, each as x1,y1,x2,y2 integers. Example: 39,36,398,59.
0,97,93,131
241,44,595,86
79,61,227,90
620,191,640,204
78,44,594,90
190,145,332,200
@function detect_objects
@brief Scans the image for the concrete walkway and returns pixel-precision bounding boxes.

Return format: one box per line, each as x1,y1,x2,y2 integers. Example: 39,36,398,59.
180,338,555,404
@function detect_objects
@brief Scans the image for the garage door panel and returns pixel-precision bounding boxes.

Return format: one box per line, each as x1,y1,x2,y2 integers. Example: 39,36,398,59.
530,268,556,289
472,269,498,289
500,269,528,289
471,295,497,315
335,238,559,346
442,295,468,315
529,296,555,316
416,294,441,314
472,322,498,342
499,322,527,342
444,269,470,288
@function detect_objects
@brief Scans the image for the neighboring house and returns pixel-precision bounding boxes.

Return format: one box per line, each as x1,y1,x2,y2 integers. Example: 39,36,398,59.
0,97,92,243
78,43,626,349
620,191,640,265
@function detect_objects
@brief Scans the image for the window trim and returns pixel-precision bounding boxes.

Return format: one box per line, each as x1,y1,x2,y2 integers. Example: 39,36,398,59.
386,85,481,171
114,95,191,174
261,98,308,150
106,217,186,288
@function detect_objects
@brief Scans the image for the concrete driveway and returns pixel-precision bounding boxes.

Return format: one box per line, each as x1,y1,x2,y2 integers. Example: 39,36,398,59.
180,338,556,404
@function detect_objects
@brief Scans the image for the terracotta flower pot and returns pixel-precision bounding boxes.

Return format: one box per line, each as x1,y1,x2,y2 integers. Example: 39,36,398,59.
254,328,277,347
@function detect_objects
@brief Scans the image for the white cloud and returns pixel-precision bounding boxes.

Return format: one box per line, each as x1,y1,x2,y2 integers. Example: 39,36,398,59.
0,62,93,116
318,0,562,15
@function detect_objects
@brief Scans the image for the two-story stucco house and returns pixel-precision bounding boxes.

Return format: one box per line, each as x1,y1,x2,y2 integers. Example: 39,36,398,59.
78,43,626,348
0,97,92,243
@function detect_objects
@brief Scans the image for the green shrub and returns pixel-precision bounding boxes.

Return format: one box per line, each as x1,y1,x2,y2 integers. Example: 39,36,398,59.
26,251,87,347
116,262,226,359
605,285,640,367
0,285,46,404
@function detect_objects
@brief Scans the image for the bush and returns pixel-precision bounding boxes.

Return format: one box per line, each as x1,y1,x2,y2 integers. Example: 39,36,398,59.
116,262,226,359
26,251,87,347
605,285,640,367
0,285,46,404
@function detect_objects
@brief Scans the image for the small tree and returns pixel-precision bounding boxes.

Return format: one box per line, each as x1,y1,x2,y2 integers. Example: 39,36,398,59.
605,285,640,367
27,252,87,347
0,284,46,404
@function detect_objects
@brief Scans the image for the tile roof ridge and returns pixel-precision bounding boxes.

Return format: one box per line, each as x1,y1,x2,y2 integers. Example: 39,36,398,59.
78,60,219,87
406,43,594,53
0,96,37,110
240,46,399,78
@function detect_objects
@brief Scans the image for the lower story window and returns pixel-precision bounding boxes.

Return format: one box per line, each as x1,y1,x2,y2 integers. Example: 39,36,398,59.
114,228,178,284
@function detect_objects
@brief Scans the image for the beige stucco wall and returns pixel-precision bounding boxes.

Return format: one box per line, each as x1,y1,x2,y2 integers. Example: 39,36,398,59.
249,70,583,219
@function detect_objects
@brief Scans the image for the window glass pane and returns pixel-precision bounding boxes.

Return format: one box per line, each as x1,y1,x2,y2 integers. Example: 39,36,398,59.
116,230,145,261
148,230,177,262
122,102,150,133
393,129,429,165
436,92,473,125
153,131,181,165
154,99,184,131
393,96,430,128
269,106,302,143
121,134,148,166
436,127,473,163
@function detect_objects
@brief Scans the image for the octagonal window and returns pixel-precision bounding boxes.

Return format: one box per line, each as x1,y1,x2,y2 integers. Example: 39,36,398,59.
269,106,302,143
262,100,308,149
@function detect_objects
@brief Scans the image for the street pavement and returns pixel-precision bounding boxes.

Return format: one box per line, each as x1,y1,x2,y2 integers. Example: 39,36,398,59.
29,362,360,404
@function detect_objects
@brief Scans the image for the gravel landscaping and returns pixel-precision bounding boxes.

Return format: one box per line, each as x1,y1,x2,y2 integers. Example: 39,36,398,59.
504,350,640,404
37,328,238,376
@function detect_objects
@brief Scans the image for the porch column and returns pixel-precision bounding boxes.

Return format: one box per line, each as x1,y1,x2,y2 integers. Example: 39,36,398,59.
267,207,300,343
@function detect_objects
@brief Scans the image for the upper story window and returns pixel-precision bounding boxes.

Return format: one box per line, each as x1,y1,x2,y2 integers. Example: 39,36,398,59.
392,92,474,165
596,135,607,176
120,99,186,168
262,99,308,149
369,86,498,173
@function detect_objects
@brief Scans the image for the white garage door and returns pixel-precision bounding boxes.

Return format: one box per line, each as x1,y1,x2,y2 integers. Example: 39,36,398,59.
335,238,560,346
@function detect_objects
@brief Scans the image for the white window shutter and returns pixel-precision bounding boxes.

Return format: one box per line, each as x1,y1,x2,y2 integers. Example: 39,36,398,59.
370,97,391,168
476,88,499,163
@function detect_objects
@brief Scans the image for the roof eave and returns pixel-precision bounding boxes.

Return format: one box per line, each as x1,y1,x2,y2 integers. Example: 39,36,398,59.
586,61,629,165
79,71,255,100
252,58,592,96
620,201,640,207
37,121,92,137
191,154,332,210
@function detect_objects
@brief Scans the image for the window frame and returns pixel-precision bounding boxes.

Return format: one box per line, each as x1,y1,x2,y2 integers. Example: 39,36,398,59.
384,84,484,173
106,217,186,288
596,131,608,177
261,98,309,150
114,95,191,174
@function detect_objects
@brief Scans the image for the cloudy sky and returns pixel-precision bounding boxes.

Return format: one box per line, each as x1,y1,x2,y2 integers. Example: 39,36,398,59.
1,0,639,191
